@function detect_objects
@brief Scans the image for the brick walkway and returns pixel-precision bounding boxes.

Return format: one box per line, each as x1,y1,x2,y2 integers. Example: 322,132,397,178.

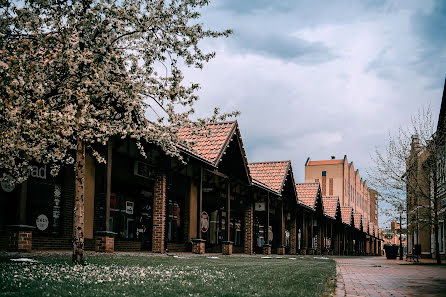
334,256,446,297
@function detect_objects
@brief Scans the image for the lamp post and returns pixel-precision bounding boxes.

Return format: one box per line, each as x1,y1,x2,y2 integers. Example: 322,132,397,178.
398,204,403,260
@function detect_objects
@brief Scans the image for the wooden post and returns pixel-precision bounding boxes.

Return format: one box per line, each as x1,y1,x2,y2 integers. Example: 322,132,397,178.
226,181,231,241
105,141,112,232
198,167,203,239
281,202,285,246
310,213,313,249
302,211,306,249
266,192,270,244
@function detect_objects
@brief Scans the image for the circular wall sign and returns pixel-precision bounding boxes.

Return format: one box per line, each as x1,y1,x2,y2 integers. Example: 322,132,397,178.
36,214,49,231
200,211,209,233
1,176,15,193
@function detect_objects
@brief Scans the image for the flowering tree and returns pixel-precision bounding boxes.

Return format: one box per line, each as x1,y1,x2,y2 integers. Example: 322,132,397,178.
0,0,234,263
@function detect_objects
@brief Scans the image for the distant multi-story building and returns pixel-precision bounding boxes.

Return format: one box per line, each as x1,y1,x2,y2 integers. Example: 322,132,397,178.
304,155,377,223
383,222,406,248
406,79,446,258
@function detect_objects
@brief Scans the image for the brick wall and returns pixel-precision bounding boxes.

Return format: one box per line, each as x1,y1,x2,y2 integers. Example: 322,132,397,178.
152,172,166,253
8,230,32,252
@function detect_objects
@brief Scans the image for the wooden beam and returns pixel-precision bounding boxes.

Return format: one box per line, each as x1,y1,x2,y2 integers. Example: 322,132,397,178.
198,167,203,239
226,181,231,241
204,168,228,179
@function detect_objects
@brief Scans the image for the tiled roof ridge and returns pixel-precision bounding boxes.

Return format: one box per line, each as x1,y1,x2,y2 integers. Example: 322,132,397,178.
206,120,237,125
296,182,320,185
249,160,291,165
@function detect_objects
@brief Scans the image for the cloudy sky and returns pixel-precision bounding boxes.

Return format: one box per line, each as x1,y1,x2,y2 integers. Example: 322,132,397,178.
181,0,446,225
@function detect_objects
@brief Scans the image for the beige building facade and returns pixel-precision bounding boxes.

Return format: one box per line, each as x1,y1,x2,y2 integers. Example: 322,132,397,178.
305,156,375,224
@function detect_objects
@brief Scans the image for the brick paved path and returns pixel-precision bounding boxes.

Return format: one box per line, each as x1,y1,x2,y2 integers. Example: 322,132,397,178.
334,256,446,297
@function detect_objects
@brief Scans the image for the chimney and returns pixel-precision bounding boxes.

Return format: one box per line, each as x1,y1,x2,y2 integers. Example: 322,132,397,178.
331,156,335,160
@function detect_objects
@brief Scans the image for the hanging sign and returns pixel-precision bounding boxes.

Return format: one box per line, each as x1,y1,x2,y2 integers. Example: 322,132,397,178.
36,214,49,231
200,211,209,233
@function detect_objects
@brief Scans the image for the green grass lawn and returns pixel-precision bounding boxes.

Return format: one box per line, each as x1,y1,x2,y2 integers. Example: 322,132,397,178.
0,253,336,297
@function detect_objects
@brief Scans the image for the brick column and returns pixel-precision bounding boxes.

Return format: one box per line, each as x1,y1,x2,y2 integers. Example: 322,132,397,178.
262,244,271,255
243,202,254,255
152,172,166,253
277,246,286,255
222,241,233,255
289,214,297,255
95,231,116,253
191,239,205,254
7,225,35,252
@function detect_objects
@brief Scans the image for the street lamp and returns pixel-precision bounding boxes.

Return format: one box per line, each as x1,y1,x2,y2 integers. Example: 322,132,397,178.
398,204,404,260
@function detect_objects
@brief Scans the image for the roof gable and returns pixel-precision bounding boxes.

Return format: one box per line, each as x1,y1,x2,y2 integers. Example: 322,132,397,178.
353,213,362,230
178,121,251,183
296,183,320,210
249,161,293,195
362,217,369,234
322,196,339,219
340,206,353,225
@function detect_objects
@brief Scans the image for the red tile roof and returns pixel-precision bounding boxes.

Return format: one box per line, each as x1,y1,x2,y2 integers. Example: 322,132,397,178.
178,121,236,165
249,161,291,195
353,213,362,230
296,183,320,210
322,196,339,219
340,206,353,225
362,217,369,234
307,159,344,166
370,223,375,236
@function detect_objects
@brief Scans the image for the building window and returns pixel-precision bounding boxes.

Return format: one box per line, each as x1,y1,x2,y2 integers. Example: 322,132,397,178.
322,171,326,176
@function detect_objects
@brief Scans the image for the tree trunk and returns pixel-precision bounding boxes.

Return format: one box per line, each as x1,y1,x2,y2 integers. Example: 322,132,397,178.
73,139,85,264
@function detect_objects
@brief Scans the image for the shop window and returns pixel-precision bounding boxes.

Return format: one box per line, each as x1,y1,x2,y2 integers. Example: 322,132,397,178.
27,177,62,234
167,199,184,243
110,188,153,249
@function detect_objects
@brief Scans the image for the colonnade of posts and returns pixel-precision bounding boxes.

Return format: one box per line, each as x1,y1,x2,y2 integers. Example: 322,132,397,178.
97,136,381,255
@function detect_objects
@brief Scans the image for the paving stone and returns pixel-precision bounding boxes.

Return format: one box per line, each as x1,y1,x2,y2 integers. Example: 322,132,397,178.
334,256,446,297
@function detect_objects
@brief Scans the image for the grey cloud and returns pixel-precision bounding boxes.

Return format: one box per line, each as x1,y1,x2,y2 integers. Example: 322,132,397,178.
410,0,446,83
230,30,337,64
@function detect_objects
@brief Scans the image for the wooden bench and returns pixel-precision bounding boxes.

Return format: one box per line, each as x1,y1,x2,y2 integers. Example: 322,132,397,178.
405,254,419,262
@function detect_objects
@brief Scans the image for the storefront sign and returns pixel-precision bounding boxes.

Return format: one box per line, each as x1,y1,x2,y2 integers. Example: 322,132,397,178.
200,211,209,233
29,165,47,179
255,202,265,211
126,201,134,214
36,214,49,231
1,175,15,192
